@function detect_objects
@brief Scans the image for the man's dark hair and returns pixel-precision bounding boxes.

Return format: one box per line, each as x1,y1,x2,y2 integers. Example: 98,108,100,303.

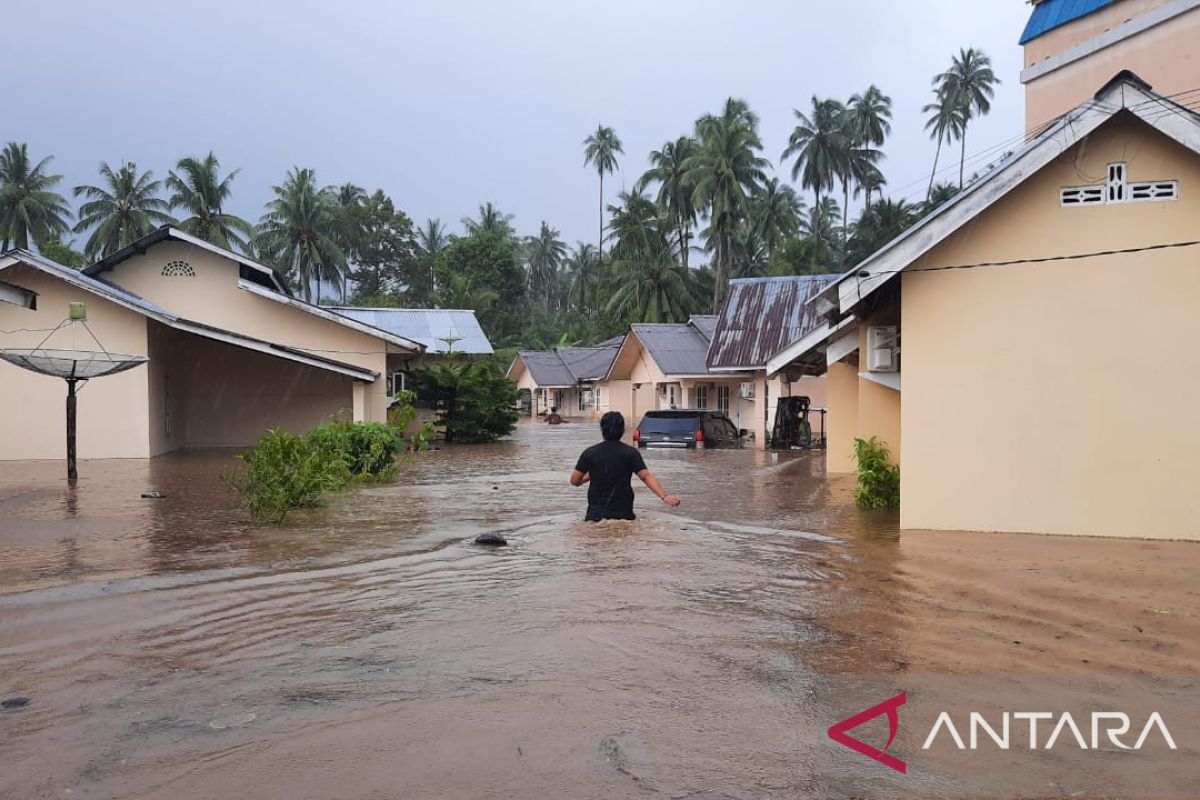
600,411,625,442
550,406,558,413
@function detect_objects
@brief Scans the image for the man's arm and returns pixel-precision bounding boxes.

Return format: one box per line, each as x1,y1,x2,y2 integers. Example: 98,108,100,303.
569,470,591,486
636,469,681,507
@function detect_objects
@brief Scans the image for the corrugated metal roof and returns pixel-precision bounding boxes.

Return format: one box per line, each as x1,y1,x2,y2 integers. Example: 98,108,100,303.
1020,0,1119,44
558,344,621,381
707,275,839,370
330,307,493,354
631,321,713,376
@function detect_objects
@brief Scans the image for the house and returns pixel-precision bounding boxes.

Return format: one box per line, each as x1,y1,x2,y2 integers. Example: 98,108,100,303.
707,276,839,448
0,228,424,460
603,316,758,434
507,337,623,417
328,307,493,398
1021,0,1200,131
767,73,1200,539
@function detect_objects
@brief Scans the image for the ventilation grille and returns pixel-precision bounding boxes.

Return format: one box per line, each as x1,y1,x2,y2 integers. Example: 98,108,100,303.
161,260,195,277
1061,162,1179,207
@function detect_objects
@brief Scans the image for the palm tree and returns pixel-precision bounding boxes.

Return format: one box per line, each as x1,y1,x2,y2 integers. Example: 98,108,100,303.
637,136,698,270
166,152,254,250
256,167,346,303
437,273,499,314
0,143,72,251
923,88,967,201
752,178,803,257
782,98,848,251
582,125,623,257
685,104,768,309
924,182,960,215
417,218,449,256
328,182,367,302
462,202,514,239
847,86,893,214
605,239,695,324
846,198,915,265
72,162,173,260
852,161,887,210
934,48,1001,189
525,221,567,311
565,242,599,313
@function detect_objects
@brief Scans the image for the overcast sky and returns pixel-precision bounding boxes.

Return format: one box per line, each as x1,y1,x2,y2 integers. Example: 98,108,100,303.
6,1,1032,249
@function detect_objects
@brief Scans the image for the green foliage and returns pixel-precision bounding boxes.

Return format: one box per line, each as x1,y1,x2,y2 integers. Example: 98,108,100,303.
73,162,174,260
37,237,88,269
225,397,430,523
853,436,900,510
437,231,526,344
223,428,353,523
256,167,347,303
166,152,255,251
413,359,519,444
0,142,72,251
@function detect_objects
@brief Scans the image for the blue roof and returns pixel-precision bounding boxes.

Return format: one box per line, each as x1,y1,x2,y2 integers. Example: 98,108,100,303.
1020,0,1119,44
328,307,493,354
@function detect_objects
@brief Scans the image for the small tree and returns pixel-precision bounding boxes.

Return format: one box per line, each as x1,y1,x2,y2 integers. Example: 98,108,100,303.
413,360,519,444
853,436,900,510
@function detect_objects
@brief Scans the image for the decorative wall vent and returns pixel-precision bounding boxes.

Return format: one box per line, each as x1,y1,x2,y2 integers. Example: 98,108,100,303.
161,260,195,277
1061,162,1178,207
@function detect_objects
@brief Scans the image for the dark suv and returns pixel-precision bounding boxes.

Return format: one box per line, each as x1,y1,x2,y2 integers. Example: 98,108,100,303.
633,410,747,449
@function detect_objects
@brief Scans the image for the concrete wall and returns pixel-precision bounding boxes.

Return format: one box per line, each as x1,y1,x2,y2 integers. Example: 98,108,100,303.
98,242,389,421
1023,0,1200,130
900,114,1200,538
147,323,355,448
825,362,860,474
0,265,152,460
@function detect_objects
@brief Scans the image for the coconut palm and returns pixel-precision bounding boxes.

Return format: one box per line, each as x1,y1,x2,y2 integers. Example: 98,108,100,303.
582,125,623,257
166,152,254,250
923,89,968,202
853,161,887,210
934,48,1001,189
437,273,499,313
256,167,346,303
846,198,915,266
525,221,567,310
462,202,515,239
782,98,848,250
565,242,599,313
924,182,961,215
685,104,768,309
328,182,367,302
0,143,72,251
752,178,804,257
847,86,893,149
417,218,450,256
637,136,699,270
605,239,695,324
72,162,174,260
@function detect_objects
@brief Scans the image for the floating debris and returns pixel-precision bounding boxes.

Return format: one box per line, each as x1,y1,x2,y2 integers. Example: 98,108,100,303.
209,712,256,730
474,532,508,547
2,697,31,710
141,491,166,499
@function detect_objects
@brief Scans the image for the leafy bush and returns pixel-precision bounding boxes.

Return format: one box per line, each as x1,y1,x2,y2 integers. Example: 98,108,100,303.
225,395,432,523
853,436,900,510
223,428,353,523
412,359,520,443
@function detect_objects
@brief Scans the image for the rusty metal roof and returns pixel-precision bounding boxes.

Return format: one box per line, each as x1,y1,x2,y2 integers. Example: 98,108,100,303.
706,275,840,370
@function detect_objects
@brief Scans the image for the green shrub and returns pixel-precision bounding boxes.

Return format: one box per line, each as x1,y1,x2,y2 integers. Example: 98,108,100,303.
223,428,353,523
412,359,520,443
307,418,401,482
853,436,900,510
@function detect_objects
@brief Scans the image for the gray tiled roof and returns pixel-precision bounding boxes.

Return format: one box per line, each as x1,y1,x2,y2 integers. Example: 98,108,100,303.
558,344,621,381
330,307,493,354
515,350,578,387
707,275,839,370
630,320,714,376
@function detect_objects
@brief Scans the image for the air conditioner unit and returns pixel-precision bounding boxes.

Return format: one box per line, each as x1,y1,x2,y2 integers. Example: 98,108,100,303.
739,382,755,400
867,326,899,373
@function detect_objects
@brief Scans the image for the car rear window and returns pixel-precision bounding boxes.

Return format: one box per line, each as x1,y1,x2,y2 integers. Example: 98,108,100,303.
639,415,700,434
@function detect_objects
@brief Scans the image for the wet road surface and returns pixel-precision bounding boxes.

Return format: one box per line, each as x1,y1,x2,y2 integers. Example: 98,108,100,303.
1,421,1198,799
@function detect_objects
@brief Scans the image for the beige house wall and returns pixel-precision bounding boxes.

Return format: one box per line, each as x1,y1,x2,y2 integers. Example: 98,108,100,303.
1024,1,1200,130
899,114,1200,538
825,361,860,474
97,242,389,421
0,265,152,460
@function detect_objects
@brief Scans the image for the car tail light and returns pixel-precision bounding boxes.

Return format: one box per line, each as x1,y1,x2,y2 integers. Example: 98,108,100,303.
633,428,640,443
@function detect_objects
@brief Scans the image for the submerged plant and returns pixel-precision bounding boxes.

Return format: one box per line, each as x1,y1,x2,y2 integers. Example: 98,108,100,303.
853,436,900,510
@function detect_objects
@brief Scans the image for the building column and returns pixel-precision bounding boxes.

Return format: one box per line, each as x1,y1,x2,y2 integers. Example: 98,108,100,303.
825,361,860,474
352,381,368,422
752,372,768,450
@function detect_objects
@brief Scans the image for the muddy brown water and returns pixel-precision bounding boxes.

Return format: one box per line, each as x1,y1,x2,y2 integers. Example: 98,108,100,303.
1,421,1197,799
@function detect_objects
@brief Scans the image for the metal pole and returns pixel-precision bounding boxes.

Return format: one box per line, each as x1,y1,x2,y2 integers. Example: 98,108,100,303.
66,378,78,481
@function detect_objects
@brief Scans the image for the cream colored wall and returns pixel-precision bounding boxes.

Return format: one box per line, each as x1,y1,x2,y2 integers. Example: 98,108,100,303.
98,242,388,421
1024,2,1200,130
900,115,1200,538
825,361,860,474
0,265,152,460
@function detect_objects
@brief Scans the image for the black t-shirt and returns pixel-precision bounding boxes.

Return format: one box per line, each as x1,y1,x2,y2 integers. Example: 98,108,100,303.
574,440,647,521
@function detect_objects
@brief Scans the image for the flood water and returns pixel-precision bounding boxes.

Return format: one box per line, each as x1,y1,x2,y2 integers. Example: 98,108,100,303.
2,421,1198,799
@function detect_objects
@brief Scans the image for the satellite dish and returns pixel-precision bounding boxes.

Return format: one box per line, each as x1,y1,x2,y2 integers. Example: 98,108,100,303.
0,305,148,480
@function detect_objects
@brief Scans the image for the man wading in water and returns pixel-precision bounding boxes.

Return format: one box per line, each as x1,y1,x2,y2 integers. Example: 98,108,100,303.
570,411,681,521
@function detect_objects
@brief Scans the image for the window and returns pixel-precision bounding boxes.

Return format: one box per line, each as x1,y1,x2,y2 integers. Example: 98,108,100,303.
389,372,408,396
579,387,588,412
161,260,195,277
696,385,709,410
1062,162,1178,207
667,384,678,408
716,385,730,413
